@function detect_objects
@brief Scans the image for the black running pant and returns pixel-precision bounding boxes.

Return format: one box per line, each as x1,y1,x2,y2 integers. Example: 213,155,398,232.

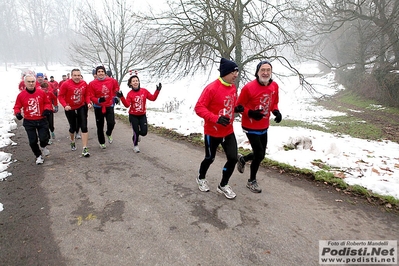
94,107,115,145
64,105,88,134
23,118,49,157
244,131,268,181
46,112,55,133
129,114,147,146
198,132,238,187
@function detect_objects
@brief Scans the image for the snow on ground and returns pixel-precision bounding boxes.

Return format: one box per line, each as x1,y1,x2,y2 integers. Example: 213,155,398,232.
0,62,398,213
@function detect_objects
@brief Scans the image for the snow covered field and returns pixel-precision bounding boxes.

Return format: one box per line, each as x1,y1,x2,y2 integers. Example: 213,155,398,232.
1,62,398,213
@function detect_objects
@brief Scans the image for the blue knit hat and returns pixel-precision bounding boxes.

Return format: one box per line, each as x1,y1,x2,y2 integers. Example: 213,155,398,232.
36,72,44,78
219,58,238,77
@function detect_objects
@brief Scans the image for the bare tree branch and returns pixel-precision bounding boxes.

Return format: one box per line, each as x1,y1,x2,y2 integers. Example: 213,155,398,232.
70,0,148,84
138,0,308,89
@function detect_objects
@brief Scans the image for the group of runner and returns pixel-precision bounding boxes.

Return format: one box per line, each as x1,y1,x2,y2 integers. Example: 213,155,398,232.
13,67,162,164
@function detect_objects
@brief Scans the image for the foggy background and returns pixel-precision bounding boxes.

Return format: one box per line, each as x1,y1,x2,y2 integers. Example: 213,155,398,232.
1,0,398,106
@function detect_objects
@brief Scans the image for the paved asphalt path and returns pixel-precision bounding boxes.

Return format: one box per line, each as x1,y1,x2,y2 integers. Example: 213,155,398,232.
1,108,398,265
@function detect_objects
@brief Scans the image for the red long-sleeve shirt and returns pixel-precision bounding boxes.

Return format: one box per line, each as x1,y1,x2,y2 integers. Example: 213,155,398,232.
13,88,52,120
195,78,237,138
120,88,160,116
88,77,120,113
236,79,279,130
59,80,67,88
58,79,90,110
49,80,60,95
18,81,25,92
42,89,58,111
36,80,56,95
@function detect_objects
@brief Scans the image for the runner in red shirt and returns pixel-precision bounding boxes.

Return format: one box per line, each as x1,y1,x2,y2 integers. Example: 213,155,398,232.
49,76,60,97
194,58,240,199
35,73,56,95
18,74,26,92
88,66,120,149
13,74,53,165
235,60,282,193
58,69,92,157
40,82,58,144
58,74,68,88
118,75,161,153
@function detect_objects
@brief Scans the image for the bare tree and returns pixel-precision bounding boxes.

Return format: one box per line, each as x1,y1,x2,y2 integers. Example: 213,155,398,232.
70,0,148,85
303,0,399,105
18,0,61,69
305,0,399,70
0,0,75,67
50,0,76,63
140,0,309,88
0,0,20,70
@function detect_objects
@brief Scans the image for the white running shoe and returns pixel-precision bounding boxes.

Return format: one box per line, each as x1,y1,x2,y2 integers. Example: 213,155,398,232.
36,155,44,165
42,147,50,156
217,184,236,199
196,176,210,192
133,145,140,153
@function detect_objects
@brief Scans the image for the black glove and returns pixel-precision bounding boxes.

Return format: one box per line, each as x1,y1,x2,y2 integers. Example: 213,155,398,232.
156,83,162,91
116,91,124,98
16,113,23,120
98,97,106,103
272,110,282,123
114,97,119,105
54,106,59,113
216,116,230,126
42,109,52,117
234,105,244,113
248,109,265,121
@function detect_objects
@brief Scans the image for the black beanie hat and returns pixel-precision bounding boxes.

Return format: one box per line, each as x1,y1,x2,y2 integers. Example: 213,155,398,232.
219,58,239,77
96,65,106,74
